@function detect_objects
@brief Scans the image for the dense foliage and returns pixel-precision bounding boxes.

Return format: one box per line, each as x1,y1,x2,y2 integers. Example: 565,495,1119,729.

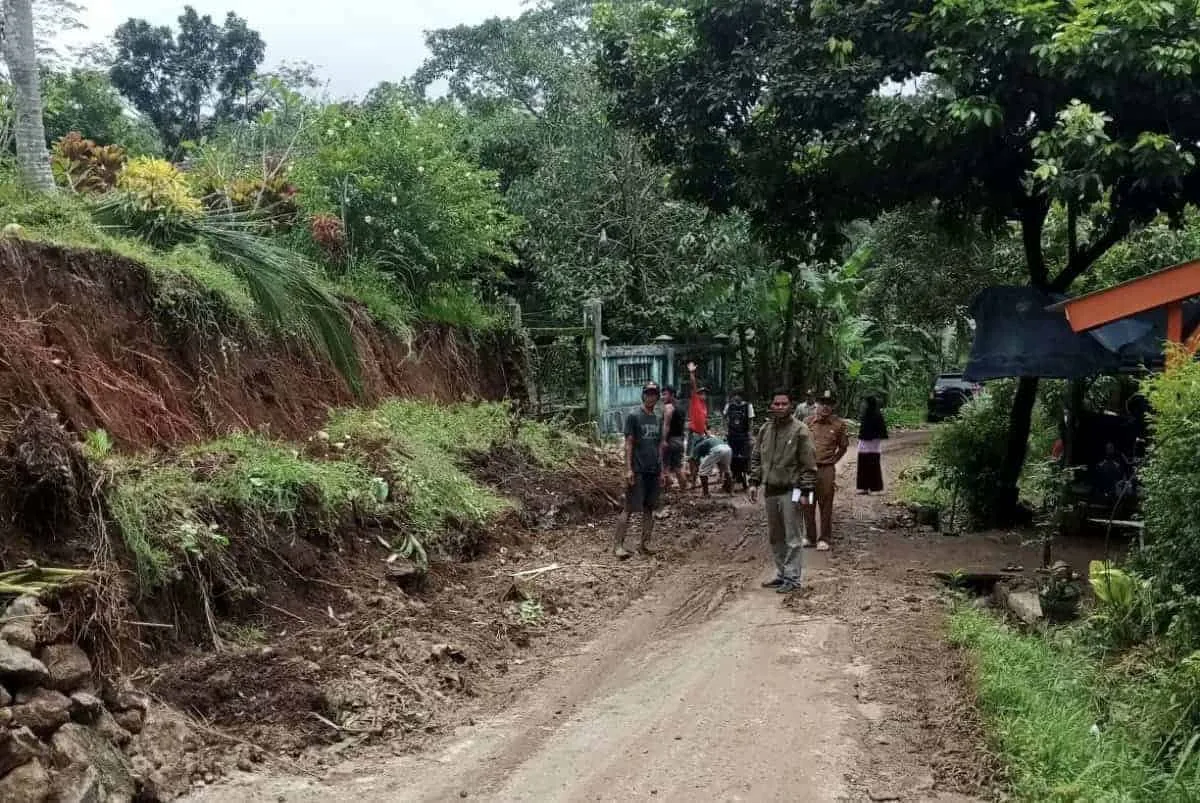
290,102,520,293
596,0,1200,513
110,6,265,150
1140,356,1200,597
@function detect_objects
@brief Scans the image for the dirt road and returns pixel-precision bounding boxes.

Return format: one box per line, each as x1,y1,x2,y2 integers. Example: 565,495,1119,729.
186,431,997,802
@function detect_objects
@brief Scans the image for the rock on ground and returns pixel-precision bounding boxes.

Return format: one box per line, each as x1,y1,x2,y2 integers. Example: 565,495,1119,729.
0,726,47,776
68,692,104,724
0,756,51,802
996,587,1043,626
50,723,136,801
0,621,38,652
0,641,49,687
10,688,71,738
39,644,92,692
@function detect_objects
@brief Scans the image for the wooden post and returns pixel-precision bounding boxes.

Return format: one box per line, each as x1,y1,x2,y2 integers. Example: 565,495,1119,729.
583,299,603,429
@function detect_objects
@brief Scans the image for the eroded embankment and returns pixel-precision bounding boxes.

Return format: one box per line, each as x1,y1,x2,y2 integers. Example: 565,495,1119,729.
0,238,527,449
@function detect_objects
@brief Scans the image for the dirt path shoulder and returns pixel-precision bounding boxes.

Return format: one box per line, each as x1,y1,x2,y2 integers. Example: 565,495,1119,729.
185,431,996,803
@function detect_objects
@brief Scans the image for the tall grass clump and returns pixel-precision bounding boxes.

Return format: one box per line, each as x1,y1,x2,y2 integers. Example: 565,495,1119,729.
950,607,1200,801
102,434,380,591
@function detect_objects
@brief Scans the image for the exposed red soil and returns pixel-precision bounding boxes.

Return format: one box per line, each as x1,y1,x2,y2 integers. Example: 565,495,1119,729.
0,239,523,449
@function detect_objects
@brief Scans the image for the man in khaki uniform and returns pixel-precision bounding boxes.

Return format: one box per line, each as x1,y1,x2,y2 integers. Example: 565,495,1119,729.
803,390,849,551
749,389,818,593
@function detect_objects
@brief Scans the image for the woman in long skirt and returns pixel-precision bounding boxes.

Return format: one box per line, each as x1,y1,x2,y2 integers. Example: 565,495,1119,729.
856,396,888,494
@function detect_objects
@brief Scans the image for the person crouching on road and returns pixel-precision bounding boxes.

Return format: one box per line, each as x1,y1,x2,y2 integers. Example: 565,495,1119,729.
803,390,849,551
693,432,734,497
613,382,664,559
749,389,817,594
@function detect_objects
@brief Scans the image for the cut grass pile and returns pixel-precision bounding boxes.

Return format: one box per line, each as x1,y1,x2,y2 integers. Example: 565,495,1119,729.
98,401,581,592
949,607,1200,802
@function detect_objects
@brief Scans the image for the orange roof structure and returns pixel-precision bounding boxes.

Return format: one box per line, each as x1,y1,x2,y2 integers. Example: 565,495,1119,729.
1050,259,1200,358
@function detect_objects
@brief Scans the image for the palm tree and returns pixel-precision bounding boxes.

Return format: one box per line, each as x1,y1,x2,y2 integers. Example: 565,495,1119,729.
1,0,55,191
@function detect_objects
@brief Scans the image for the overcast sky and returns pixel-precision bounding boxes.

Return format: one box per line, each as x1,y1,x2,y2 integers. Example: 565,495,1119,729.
62,0,529,98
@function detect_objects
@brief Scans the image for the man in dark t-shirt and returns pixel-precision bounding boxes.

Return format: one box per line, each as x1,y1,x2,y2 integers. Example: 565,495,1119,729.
614,381,663,559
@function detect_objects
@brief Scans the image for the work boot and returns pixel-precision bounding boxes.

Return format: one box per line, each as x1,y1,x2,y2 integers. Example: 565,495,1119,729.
637,518,655,556
613,518,632,559
762,576,784,588
777,579,801,594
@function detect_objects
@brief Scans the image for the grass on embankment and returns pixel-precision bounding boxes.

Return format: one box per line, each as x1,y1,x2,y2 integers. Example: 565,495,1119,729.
98,400,580,593
0,181,496,339
949,607,1200,802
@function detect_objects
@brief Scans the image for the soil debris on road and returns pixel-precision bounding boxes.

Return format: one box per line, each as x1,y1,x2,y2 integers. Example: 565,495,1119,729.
181,432,1016,802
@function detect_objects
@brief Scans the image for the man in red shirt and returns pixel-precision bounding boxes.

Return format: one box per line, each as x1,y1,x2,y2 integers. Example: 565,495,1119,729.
686,361,709,485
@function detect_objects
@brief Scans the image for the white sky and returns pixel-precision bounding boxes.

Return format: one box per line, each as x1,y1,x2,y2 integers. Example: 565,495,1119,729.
59,0,529,98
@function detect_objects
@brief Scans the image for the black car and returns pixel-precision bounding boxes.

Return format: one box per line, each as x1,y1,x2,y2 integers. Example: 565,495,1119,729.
927,373,981,422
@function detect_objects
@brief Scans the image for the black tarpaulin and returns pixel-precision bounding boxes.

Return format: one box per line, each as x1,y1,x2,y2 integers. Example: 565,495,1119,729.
964,286,1200,381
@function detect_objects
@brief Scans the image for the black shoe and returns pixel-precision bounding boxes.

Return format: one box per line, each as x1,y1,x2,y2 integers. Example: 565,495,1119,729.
776,580,800,594
762,576,784,588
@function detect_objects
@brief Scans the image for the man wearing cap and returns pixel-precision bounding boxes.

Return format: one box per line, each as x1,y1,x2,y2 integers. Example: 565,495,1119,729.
613,381,664,559
803,391,850,550
796,389,818,421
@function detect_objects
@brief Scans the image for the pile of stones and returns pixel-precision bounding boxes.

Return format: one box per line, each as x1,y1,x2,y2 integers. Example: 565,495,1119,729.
0,595,148,802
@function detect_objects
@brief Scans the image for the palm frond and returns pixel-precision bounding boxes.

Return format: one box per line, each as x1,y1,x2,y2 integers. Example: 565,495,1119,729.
90,197,362,393
196,218,362,394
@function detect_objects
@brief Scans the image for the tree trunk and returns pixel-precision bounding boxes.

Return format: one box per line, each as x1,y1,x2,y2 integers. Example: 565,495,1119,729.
736,322,754,398
756,333,774,402
996,375,1039,521
2,0,54,191
779,268,800,391
993,204,1051,521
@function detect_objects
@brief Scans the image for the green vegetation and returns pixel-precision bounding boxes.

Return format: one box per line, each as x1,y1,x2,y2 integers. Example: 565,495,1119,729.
100,401,580,591
597,0,1200,518
950,607,1200,801
1139,357,1200,598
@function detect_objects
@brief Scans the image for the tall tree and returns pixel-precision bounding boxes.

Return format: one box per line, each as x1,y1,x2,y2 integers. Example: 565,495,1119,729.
414,0,765,343
597,0,1200,518
41,68,162,154
110,6,265,151
1,0,54,189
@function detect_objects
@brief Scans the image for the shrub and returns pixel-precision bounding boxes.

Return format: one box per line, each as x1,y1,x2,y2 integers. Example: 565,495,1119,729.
1139,355,1200,597
51,132,126,193
927,381,1015,525
309,213,345,260
198,172,300,227
291,102,521,291
102,157,204,246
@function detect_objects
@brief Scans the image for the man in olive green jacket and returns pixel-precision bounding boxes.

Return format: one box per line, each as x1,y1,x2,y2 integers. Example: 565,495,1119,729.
749,389,818,593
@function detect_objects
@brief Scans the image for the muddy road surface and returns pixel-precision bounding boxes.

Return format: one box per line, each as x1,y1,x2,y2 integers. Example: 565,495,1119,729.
185,431,998,802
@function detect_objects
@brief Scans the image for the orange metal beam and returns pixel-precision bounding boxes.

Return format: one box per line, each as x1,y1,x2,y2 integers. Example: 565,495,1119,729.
1058,258,1200,333
1168,301,1184,343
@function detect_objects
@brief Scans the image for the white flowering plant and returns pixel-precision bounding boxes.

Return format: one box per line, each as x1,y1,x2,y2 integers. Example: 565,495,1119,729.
292,101,521,290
